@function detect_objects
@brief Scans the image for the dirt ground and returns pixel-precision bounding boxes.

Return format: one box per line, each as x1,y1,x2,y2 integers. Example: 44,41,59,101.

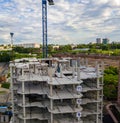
88,58,119,68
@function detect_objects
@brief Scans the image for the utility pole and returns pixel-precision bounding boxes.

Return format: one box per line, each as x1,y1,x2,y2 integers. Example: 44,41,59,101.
42,0,54,58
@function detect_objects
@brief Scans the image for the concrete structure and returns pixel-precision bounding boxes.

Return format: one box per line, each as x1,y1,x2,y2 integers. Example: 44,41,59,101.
10,57,104,123
96,38,102,44
0,115,9,123
16,43,40,48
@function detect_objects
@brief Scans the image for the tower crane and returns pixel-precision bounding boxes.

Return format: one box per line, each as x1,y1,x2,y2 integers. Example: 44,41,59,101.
42,0,54,58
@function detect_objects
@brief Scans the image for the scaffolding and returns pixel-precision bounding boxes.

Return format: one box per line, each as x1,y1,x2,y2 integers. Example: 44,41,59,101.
10,57,104,123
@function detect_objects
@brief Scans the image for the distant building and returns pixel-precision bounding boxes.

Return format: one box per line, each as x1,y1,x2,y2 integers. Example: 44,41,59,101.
89,41,95,44
52,45,60,50
102,38,109,44
0,46,4,50
112,41,120,44
16,43,40,48
96,38,102,44
70,44,77,49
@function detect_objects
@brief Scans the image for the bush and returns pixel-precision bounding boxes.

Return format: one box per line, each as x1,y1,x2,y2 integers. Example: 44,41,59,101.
103,66,118,100
1,82,10,89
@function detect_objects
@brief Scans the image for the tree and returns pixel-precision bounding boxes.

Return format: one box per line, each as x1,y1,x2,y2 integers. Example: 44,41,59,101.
103,66,118,100
0,52,11,62
1,82,10,89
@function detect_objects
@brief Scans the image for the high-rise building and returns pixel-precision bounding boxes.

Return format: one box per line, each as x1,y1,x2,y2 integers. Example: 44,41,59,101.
10,57,104,123
102,38,109,44
96,38,102,44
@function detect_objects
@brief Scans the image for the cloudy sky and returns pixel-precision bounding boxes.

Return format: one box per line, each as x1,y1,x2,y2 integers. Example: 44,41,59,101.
0,0,120,45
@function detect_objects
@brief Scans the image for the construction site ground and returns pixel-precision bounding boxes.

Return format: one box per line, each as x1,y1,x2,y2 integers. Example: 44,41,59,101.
87,58,119,67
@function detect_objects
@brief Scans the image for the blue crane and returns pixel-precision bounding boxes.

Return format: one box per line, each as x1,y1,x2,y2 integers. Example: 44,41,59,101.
42,0,54,58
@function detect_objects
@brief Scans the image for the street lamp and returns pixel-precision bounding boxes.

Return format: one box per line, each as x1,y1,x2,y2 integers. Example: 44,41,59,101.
10,32,14,47
10,32,14,61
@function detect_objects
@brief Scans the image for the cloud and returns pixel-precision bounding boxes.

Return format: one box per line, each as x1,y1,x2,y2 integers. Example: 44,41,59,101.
0,0,120,45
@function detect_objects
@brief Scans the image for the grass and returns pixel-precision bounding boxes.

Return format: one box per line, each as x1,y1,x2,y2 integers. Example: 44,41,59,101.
0,91,6,94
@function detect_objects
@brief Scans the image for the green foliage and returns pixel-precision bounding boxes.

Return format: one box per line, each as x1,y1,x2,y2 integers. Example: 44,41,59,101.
104,74,118,85
0,91,6,94
1,82,10,89
51,43,120,56
104,66,118,75
111,49,120,56
59,45,72,52
0,51,11,62
101,45,109,50
14,53,32,59
13,47,40,54
77,44,89,48
103,66,118,100
104,84,117,99
6,72,10,78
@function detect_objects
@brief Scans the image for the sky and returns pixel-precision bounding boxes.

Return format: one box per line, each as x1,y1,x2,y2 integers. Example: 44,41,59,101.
0,0,120,45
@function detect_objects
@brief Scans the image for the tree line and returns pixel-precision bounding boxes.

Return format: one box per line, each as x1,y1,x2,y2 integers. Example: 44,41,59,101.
1,43,120,62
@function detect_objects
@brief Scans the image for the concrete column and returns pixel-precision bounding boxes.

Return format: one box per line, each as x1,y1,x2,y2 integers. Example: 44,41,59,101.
96,63,100,88
48,67,53,97
68,60,70,69
96,91,99,123
50,99,53,110
10,66,15,123
75,61,77,72
50,72,53,83
60,64,63,78
22,81,26,123
77,67,80,81
51,113,53,123
77,58,80,67
49,69,53,123
50,90,53,123
22,68,24,76
85,58,88,67
96,63,100,123
50,85,53,97
101,61,104,122
77,58,81,81
101,61,104,75
72,66,75,78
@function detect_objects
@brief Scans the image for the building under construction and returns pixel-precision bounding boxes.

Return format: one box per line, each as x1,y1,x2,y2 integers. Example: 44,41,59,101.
10,57,104,123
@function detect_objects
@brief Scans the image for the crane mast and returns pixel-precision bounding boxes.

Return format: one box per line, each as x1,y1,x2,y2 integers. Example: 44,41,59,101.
42,0,54,58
